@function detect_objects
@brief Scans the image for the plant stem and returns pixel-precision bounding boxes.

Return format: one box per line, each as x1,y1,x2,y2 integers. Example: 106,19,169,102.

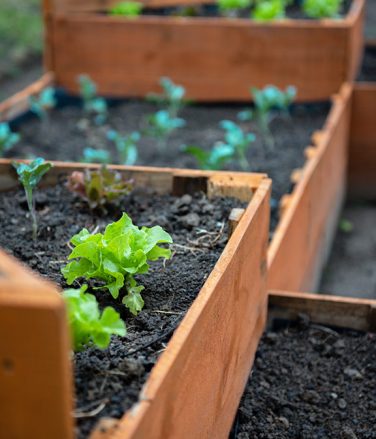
258,113,275,150
25,186,37,240
238,149,249,171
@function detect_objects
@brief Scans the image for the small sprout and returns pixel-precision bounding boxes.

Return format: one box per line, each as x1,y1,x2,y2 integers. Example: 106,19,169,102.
148,77,186,118
110,1,144,17
220,120,255,170
63,284,126,352
239,85,296,148
107,129,140,165
303,0,343,19
62,213,173,315
147,110,185,150
0,122,20,157
252,0,286,21
29,87,56,120
12,158,52,240
67,166,133,211
339,218,354,234
217,0,251,17
183,143,235,171
78,74,108,124
82,147,111,164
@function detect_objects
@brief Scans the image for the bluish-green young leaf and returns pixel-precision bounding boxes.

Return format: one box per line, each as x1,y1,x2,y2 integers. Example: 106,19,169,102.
62,284,126,351
82,147,111,164
107,129,140,165
0,123,21,156
12,158,52,189
29,87,56,120
78,74,108,123
62,213,173,314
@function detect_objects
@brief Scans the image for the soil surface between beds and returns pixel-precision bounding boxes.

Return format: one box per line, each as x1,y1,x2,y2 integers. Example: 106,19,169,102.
0,181,244,438
320,201,376,299
233,318,376,439
8,100,330,231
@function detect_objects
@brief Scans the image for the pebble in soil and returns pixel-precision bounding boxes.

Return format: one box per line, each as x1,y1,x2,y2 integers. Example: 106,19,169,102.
233,318,376,439
0,179,245,438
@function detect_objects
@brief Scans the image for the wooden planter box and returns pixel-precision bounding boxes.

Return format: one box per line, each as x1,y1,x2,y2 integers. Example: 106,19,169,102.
42,0,365,102
0,78,353,294
0,161,271,439
348,82,376,200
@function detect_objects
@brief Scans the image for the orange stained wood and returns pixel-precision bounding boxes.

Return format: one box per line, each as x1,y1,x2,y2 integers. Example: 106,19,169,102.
42,0,364,102
0,251,74,439
0,161,271,439
268,83,353,293
269,290,376,332
348,82,376,199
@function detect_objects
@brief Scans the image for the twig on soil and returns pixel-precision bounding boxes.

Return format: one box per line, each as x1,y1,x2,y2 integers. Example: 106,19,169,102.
74,399,108,418
151,310,183,315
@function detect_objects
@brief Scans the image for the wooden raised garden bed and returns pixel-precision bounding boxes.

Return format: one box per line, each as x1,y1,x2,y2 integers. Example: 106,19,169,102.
0,77,353,294
42,0,365,102
0,161,271,439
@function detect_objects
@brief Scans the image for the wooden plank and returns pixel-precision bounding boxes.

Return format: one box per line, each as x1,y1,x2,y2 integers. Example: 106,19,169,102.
268,83,352,292
348,82,376,199
44,1,364,102
0,73,54,122
269,290,376,332
0,254,74,439
91,177,271,439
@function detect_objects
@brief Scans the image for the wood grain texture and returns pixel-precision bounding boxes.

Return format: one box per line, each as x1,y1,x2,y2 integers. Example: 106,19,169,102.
43,0,364,102
0,253,74,439
348,82,376,199
0,161,270,439
0,73,54,122
269,290,376,332
268,83,352,293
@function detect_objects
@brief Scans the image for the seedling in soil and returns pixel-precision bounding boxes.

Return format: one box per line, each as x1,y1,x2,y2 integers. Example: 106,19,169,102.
148,77,186,118
107,129,140,165
82,147,111,164
239,84,296,149
252,0,286,21
78,74,108,125
67,166,133,211
29,87,56,121
147,110,186,150
63,284,126,352
339,218,354,234
217,0,251,17
0,122,20,157
12,158,52,240
220,120,255,170
182,143,235,170
109,1,144,17
62,213,173,315
303,0,343,18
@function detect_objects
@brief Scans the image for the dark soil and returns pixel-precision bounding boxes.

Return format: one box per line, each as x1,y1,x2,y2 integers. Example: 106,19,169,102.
233,318,376,439
365,0,376,41
319,201,376,299
8,98,330,232
358,46,376,82
118,0,352,20
0,180,244,438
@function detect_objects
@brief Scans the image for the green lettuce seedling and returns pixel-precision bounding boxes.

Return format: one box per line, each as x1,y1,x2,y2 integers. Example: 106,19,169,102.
252,0,286,21
220,120,255,170
107,130,140,165
67,166,133,211
148,77,186,118
239,85,296,148
82,147,111,164
217,0,251,17
12,158,52,240
62,213,173,315
63,284,126,352
303,0,343,18
147,110,185,150
78,75,108,125
110,1,144,17
183,143,235,170
0,122,20,157
29,87,57,120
